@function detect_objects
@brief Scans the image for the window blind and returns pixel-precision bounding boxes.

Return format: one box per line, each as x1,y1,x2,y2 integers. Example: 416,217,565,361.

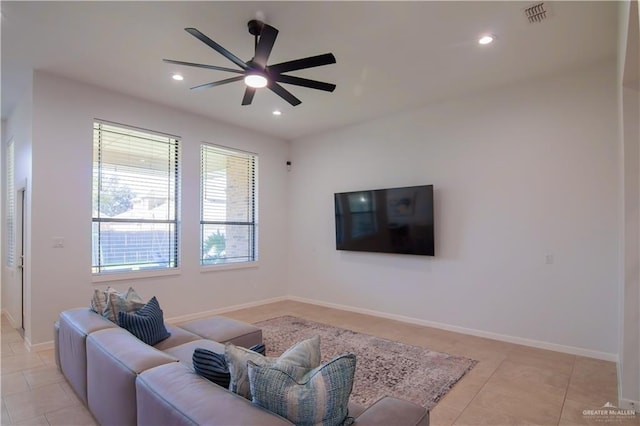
200,144,257,265
92,121,179,274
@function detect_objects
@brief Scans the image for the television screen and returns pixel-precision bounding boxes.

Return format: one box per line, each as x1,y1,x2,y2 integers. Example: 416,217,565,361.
334,185,434,256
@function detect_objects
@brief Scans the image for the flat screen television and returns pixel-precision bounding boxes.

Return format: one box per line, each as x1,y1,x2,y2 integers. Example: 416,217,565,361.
334,185,434,256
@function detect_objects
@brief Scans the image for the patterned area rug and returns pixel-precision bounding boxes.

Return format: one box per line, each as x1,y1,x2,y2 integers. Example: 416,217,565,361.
255,315,477,409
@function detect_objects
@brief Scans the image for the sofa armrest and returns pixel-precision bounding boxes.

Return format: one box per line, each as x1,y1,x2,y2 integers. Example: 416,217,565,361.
353,397,429,426
58,308,117,403
136,362,292,426
87,328,178,426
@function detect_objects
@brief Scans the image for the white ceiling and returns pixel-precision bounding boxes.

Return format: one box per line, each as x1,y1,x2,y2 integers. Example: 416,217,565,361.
1,1,618,140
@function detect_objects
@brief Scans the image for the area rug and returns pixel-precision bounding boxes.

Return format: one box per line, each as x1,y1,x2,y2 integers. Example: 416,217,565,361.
254,315,477,409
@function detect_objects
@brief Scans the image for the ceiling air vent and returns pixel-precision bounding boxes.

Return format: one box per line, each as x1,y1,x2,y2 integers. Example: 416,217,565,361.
524,2,550,24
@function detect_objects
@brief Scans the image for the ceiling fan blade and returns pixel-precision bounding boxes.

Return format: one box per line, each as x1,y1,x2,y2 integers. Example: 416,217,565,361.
185,28,248,70
253,24,278,68
274,74,336,92
190,76,244,90
163,59,244,74
268,53,336,74
268,82,301,106
241,87,256,105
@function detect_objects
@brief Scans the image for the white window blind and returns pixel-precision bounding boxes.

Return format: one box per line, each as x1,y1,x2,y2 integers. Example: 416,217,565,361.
6,140,15,267
92,121,179,274
200,144,257,265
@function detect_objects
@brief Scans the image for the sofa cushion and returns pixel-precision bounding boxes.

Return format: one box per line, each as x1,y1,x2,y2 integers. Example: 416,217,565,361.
86,328,177,426
136,362,292,426
226,335,321,400
248,353,357,426
152,324,201,351
58,308,118,404
163,339,224,370
118,297,170,346
179,315,263,348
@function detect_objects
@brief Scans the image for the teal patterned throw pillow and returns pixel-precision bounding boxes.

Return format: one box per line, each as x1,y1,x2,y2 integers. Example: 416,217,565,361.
225,335,321,400
248,353,357,426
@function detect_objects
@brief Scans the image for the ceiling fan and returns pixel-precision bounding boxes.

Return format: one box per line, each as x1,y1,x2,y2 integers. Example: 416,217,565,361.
163,20,336,106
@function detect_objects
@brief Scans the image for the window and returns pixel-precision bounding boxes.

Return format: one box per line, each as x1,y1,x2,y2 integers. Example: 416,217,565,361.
6,139,15,267
92,121,179,274
200,144,257,266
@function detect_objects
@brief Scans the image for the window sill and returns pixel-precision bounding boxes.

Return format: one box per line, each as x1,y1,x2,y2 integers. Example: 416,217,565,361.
200,261,259,273
92,268,181,284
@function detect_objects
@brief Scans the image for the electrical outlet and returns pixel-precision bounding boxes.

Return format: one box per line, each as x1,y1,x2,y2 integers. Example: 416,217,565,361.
545,254,554,264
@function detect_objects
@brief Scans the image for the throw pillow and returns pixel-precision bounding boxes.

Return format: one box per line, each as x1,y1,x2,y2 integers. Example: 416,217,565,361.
225,335,321,400
250,343,266,356
103,287,145,322
248,353,357,426
192,343,267,389
89,287,119,316
193,348,230,388
117,296,170,346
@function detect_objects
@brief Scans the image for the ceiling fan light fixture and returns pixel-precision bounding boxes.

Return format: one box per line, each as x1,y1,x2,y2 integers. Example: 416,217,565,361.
244,73,268,88
478,34,495,45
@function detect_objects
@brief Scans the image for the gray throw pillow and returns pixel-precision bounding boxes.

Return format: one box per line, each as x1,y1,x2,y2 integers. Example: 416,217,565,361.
248,353,357,426
225,335,320,400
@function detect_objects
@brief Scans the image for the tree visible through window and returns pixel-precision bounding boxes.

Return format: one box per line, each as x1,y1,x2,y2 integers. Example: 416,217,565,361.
92,121,179,274
201,144,257,265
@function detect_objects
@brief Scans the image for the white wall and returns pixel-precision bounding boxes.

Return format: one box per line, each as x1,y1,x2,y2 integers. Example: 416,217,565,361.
2,77,33,331
288,61,620,358
618,0,640,410
24,71,289,346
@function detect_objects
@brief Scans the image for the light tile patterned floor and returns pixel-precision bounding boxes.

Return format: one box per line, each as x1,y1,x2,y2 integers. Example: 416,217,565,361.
1,300,637,425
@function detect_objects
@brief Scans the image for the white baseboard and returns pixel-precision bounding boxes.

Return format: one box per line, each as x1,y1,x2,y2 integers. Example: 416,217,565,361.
18,297,289,352
165,296,289,324
287,296,618,362
2,309,20,329
17,295,619,361
25,338,53,352
1,310,52,352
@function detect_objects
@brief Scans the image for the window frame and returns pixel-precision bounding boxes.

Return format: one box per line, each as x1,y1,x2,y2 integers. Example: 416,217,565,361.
6,139,15,268
91,120,181,279
200,142,258,269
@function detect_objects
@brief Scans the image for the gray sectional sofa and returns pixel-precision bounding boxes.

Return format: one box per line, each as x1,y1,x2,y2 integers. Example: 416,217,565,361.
55,308,430,426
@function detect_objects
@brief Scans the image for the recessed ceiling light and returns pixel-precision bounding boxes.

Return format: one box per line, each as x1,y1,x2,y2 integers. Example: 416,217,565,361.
272,110,282,116
478,35,495,45
172,74,184,81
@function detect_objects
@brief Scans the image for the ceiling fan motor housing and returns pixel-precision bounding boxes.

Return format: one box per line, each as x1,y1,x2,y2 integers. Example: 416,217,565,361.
247,19,264,37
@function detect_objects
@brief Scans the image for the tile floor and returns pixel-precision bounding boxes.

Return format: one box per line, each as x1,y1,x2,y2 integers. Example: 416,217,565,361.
1,300,637,425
